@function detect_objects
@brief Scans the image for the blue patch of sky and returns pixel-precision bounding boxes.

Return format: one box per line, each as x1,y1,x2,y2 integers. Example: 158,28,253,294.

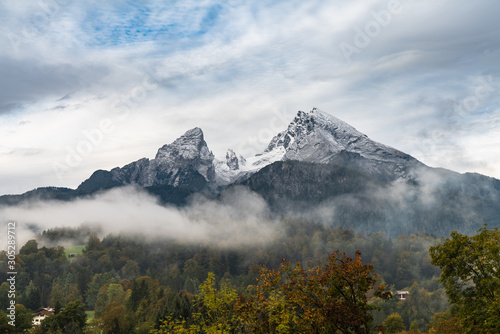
83,2,225,48
191,4,222,37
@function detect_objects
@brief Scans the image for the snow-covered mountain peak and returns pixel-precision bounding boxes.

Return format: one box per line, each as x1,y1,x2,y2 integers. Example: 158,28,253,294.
308,108,365,136
155,127,209,161
266,108,365,154
261,108,415,167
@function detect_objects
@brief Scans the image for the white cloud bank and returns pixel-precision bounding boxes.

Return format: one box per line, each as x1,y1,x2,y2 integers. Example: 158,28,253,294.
0,186,277,248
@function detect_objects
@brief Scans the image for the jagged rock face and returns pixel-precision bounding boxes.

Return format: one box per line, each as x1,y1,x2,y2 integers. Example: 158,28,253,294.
153,127,215,186
111,158,150,185
226,149,239,170
109,127,215,190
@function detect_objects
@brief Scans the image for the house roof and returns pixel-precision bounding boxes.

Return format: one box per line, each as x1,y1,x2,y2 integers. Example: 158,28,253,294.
34,307,54,316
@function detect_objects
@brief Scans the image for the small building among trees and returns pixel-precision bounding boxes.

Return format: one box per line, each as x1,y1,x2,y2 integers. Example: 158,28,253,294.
32,307,54,326
396,291,409,300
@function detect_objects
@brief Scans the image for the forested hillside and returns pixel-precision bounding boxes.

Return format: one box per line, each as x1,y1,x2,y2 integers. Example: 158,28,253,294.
0,221,462,333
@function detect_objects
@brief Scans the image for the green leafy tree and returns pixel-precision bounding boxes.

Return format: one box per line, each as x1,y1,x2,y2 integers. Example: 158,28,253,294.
86,234,103,252
129,279,149,312
95,283,126,318
384,313,405,334
120,260,140,279
0,283,9,311
235,286,296,334
41,300,87,333
196,272,238,333
13,304,34,333
50,283,66,307
54,300,62,315
19,239,38,255
425,309,463,334
23,280,41,310
155,273,237,333
96,254,114,273
101,301,133,334
62,300,87,329
153,289,193,327
66,283,83,304
153,316,198,334
183,259,205,283
85,273,117,309
0,311,11,334
430,225,500,333
409,319,419,333
128,276,162,319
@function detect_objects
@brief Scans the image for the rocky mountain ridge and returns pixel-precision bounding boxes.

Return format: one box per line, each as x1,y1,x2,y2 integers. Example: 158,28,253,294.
108,127,215,190
80,108,425,192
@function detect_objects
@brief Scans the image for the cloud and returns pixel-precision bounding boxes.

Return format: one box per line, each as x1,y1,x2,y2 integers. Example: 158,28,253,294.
7,148,42,156
0,186,277,248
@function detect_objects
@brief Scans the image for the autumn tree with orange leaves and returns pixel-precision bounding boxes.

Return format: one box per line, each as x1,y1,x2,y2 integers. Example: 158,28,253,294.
235,250,392,334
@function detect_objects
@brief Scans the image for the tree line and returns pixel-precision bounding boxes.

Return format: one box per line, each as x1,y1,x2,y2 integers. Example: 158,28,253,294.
1,220,498,333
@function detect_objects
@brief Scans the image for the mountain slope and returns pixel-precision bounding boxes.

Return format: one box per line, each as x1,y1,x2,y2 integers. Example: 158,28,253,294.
241,160,500,236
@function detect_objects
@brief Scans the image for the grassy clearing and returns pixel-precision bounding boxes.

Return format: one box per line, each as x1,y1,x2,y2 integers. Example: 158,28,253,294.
86,310,95,322
64,245,86,258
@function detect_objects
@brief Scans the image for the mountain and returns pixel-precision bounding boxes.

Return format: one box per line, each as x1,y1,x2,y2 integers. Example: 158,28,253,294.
262,108,421,179
1,108,499,236
79,127,213,193
76,108,425,191
217,108,424,185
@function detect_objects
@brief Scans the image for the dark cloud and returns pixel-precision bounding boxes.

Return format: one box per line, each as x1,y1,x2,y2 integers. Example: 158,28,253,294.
0,102,24,115
0,58,109,115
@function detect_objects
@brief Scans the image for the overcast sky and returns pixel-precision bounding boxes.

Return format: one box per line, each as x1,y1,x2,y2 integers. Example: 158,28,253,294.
1,0,499,195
